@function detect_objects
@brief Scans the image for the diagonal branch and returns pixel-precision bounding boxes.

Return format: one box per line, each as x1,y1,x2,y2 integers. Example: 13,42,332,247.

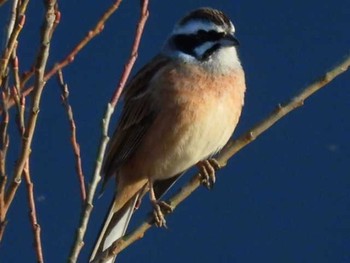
0,0,124,115
67,1,149,262
92,54,350,262
0,0,9,7
15,0,124,105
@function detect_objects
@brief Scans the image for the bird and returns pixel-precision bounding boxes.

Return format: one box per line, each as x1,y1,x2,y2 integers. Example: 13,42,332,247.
90,7,246,263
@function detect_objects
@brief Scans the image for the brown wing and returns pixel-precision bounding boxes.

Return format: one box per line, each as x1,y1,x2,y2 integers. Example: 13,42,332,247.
103,55,170,184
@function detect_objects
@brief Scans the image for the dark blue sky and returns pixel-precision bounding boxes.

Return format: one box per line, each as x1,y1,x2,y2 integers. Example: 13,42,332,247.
1,0,349,262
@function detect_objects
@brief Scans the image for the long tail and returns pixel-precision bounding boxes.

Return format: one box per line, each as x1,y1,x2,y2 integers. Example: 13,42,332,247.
89,193,139,263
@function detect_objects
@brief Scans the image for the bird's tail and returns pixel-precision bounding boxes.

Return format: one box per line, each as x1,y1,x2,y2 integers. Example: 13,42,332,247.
89,193,139,263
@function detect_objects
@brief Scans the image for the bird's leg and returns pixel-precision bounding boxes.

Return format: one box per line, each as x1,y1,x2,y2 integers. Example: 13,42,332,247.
197,158,222,189
134,184,149,210
149,182,173,228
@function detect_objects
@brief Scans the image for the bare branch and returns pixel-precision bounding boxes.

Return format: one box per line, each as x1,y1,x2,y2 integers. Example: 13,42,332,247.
0,0,123,114
23,161,44,263
43,0,123,83
5,0,57,216
0,0,29,87
0,96,9,241
0,91,9,181
11,52,26,135
110,0,149,106
57,70,86,202
0,0,9,7
93,54,350,262
68,1,150,262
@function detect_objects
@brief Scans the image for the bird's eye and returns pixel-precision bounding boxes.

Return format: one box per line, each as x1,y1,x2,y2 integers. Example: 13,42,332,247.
208,30,225,39
196,30,207,40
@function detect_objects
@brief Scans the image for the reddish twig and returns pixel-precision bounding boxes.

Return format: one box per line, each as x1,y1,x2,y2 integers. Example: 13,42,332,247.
44,0,123,82
20,67,35,90
57,70,86,202
1,0,123,114
110,0,149,106
0,219,7,241
68,1,150,262
0,0,9,7
23,161,44,263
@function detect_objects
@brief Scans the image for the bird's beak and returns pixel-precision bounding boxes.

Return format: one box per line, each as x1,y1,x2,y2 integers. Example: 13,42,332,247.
221,33,239,47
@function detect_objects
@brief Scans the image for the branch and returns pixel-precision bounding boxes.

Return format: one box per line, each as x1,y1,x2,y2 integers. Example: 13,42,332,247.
57,70,86,202
4,0,18,46
23,161,44,263
67,1,150,262
15,0,123,106
0,0,29,87
93,54,350,262
0,91,9,241
11,51,26,135
0,0,123,115
0,91,9,185
0,0,9,7
5,0,57,214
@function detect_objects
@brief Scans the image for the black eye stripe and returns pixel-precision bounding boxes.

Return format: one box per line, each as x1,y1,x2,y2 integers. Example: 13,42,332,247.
171,30,225,56
171,34,199,56
197,30,225,42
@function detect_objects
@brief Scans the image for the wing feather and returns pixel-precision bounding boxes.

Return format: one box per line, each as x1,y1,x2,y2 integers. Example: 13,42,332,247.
103,55,170,183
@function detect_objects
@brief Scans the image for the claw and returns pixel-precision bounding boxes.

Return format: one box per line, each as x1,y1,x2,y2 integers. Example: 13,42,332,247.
197,158,221,189
152,200,173,228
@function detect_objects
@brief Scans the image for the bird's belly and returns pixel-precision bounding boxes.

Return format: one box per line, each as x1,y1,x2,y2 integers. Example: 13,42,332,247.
132,96,241,181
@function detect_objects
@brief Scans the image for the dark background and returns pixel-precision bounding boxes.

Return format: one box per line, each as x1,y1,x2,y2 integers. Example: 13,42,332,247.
0,0,349,262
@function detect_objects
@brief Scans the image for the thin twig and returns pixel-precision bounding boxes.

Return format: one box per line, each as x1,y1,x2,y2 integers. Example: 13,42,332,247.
18,6,60,89
23,161,44,263
5,0,57,215
0,218,7,241
44,0,123,82
0,0,29,87
0,91,9,182
93,54,350,262
0,0,9,7
110,0,149,106
0,0,18,96
20,67,35,90
0,91,9,241
67,1,150,262
11,52,25,135
0,0,123,114
57,70,86,202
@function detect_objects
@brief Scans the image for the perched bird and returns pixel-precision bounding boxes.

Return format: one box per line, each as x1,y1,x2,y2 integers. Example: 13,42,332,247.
90,7,246,263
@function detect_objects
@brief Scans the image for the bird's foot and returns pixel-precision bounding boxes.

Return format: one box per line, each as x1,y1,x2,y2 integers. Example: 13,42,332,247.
152,200,173,228
197,158,221,189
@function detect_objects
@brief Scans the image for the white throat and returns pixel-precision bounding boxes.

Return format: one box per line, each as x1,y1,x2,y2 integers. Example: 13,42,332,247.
201,46,241,73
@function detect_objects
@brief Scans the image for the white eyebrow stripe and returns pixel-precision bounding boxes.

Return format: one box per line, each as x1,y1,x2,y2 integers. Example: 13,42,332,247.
173,20,227,35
